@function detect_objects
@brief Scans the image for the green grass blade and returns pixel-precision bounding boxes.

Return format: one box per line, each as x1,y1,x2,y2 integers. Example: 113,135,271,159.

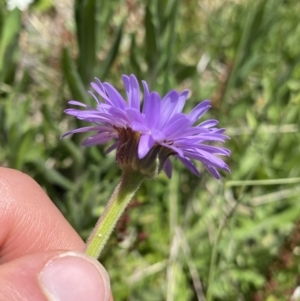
0,9,21,83
61,47,88,103
144,4,158,77
97,23,123,79
74,0,97,85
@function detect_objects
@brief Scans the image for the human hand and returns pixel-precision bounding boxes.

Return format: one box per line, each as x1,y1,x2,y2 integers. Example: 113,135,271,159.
0,167,112,301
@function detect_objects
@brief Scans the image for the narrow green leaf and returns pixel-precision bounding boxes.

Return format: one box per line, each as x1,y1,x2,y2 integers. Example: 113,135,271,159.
35,160,75,191
0,9,21,83
174,63,196,83
15,69,31,92
98,23,123,79
61,47,88,103
61,139,84,165
144,4,158,71
74,0,97,85
156,0,168,32
223,0,270,100
9,128,36,169
129,34,142,79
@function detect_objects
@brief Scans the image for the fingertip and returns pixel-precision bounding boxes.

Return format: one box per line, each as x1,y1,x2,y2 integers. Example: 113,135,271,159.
0,251,112,301
39,251,111,301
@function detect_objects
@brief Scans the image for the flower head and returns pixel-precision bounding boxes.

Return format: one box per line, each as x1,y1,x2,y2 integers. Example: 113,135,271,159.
63,74,230,179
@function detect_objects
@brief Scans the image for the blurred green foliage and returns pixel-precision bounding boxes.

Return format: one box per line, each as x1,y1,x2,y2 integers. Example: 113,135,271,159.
1,0,300,300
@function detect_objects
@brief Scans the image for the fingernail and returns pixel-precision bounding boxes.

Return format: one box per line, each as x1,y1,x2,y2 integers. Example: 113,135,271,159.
39,251,110,301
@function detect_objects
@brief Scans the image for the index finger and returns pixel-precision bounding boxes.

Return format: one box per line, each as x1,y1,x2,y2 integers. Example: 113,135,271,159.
0,167,85,263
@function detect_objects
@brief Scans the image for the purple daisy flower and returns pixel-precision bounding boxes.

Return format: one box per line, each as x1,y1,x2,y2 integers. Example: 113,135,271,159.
62,74,230,179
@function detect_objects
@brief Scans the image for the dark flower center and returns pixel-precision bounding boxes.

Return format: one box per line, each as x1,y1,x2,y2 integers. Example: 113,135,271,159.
115,127,175,178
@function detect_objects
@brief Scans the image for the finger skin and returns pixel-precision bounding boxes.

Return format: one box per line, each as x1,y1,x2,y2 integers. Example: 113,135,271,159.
0,251,113,301
0,168,114,301
0,251,64,301
0,167,85,263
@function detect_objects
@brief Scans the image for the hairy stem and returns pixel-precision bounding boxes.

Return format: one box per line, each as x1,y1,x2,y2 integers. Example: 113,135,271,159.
85,170,145,259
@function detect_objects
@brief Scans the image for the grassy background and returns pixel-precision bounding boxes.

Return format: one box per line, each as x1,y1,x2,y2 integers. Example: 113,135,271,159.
1,0,300,300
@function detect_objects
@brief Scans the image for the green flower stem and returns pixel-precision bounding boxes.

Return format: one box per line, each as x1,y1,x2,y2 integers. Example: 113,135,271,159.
85,170,145,259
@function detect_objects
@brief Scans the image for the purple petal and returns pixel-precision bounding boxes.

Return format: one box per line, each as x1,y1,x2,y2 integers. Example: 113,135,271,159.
88,91,101,104
198,145,231,156
122,75,130,89
177,90,189,113
97,102,110,111
129,74,140,109
122,74,140,110
175,142,230,156
159,89,188,123
162,114,191,138
82,133,115,146
105,141,119,154
185,149,229,170
64,110,113,124
144,92,161,129
142,80,150,115
197,133,230,142
173,126,209,138
198,119,218,128
68,100,90,107
131,121,149,132
61,126,113,138
64,108,93,117
206,165,220,179
92,78,111,103
159,143,184,157
196,149,229,168
157,90,180,128
103,82,127,109
188,100,211,124
210,128,226,134
174,133,221,145
138,134,155,159
108,107,129,125
151,129,165,141
163,158,173,178
178,156,200,177
181,133,228,144
126,108,146,128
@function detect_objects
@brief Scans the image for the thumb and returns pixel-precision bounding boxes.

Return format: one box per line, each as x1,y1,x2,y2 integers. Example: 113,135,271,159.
0,250,111,301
